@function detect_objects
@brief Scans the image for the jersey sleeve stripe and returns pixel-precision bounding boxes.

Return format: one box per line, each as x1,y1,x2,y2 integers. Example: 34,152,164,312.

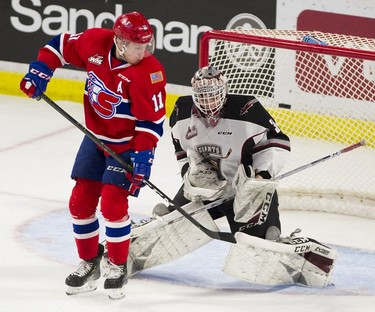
252,138,291,154
134,126,162,141
136,120,164,137
94,133,134,144
44,34,70,66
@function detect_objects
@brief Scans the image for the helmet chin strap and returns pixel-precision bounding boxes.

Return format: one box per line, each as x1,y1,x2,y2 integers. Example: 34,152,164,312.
113,37,128,61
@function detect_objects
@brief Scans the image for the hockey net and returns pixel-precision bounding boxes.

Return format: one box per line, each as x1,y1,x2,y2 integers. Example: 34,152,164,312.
199,29,375,218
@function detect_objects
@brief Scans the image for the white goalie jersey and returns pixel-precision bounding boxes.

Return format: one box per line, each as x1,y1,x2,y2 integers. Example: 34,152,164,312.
170,94,291,192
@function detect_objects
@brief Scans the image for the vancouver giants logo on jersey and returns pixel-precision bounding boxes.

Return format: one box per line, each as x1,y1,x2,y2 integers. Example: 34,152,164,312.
87,72,122,119
196,144,222,157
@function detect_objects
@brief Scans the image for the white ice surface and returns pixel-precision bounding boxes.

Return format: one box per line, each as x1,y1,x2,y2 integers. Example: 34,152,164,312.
0,95,374,311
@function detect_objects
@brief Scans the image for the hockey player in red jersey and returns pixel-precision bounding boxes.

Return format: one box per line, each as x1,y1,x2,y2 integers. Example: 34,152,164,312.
20,11,166,299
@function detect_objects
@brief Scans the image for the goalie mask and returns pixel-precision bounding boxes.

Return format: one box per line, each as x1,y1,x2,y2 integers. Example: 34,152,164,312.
191,66,228,127
113,12,155,64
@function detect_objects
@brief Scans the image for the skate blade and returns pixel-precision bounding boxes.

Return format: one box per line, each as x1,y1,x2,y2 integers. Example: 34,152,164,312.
66,281,97,296
107,287,126,300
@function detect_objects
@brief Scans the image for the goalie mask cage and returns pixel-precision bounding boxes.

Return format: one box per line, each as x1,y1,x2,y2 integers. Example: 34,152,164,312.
199,29,375,218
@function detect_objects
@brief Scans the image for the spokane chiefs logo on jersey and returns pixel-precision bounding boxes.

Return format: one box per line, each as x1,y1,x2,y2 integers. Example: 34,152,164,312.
87,72,122,119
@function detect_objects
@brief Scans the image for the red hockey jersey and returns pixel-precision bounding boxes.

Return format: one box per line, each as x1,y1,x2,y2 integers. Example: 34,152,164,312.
37,28,166,153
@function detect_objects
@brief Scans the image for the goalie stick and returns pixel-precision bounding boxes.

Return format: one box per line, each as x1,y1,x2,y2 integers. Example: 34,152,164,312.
273,139,366,181
39,93,237,244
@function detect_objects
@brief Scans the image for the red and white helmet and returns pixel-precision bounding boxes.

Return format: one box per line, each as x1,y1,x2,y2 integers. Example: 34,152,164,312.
113,12,155,59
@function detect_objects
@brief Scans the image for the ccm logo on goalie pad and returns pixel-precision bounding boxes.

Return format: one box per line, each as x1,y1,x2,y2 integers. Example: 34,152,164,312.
259,192,272,223
284,238,312,253
287,237,310,244
238,191,272,231
294,245,311,253
314,246,330,256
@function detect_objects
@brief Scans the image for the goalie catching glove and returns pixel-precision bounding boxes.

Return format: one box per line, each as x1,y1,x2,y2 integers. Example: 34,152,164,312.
232,164,278,224
183,153,227,202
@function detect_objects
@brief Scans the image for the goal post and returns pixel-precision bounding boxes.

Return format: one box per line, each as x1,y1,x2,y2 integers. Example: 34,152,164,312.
199,29,375,218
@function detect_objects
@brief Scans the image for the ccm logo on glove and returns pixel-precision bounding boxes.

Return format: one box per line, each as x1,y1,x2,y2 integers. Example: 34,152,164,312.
20,60,53,99
127,150,154,195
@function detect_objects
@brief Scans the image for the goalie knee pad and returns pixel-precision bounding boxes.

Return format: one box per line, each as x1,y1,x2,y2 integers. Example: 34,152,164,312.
265,226,281,240
152,203,172,216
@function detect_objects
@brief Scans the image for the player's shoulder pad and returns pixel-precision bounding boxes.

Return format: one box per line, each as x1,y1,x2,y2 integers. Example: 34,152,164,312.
169,95,193,127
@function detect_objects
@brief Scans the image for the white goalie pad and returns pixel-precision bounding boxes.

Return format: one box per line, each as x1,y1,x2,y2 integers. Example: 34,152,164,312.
232,164,278,223
127,202,219,276
222,232,338,288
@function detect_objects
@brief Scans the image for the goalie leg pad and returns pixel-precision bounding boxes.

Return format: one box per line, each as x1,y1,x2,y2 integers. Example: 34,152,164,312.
127,202,219,276
222,232,337,287
298,240,338,287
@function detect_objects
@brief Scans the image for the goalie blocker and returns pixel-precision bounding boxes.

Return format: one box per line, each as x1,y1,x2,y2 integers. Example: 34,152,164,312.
117,201,337,288
232,164,278,224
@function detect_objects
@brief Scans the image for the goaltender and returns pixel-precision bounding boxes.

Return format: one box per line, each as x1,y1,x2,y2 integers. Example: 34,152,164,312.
121,66,338,288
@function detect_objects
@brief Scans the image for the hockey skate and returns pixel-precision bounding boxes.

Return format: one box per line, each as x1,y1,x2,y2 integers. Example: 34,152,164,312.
103,261,128,300
65,244,104,296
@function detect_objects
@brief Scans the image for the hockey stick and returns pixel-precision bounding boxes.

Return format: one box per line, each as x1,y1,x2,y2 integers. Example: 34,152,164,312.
40,93,237,244
273,139,366,181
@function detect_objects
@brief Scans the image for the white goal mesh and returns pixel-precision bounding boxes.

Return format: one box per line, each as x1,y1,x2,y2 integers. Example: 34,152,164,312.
199,29,375,218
